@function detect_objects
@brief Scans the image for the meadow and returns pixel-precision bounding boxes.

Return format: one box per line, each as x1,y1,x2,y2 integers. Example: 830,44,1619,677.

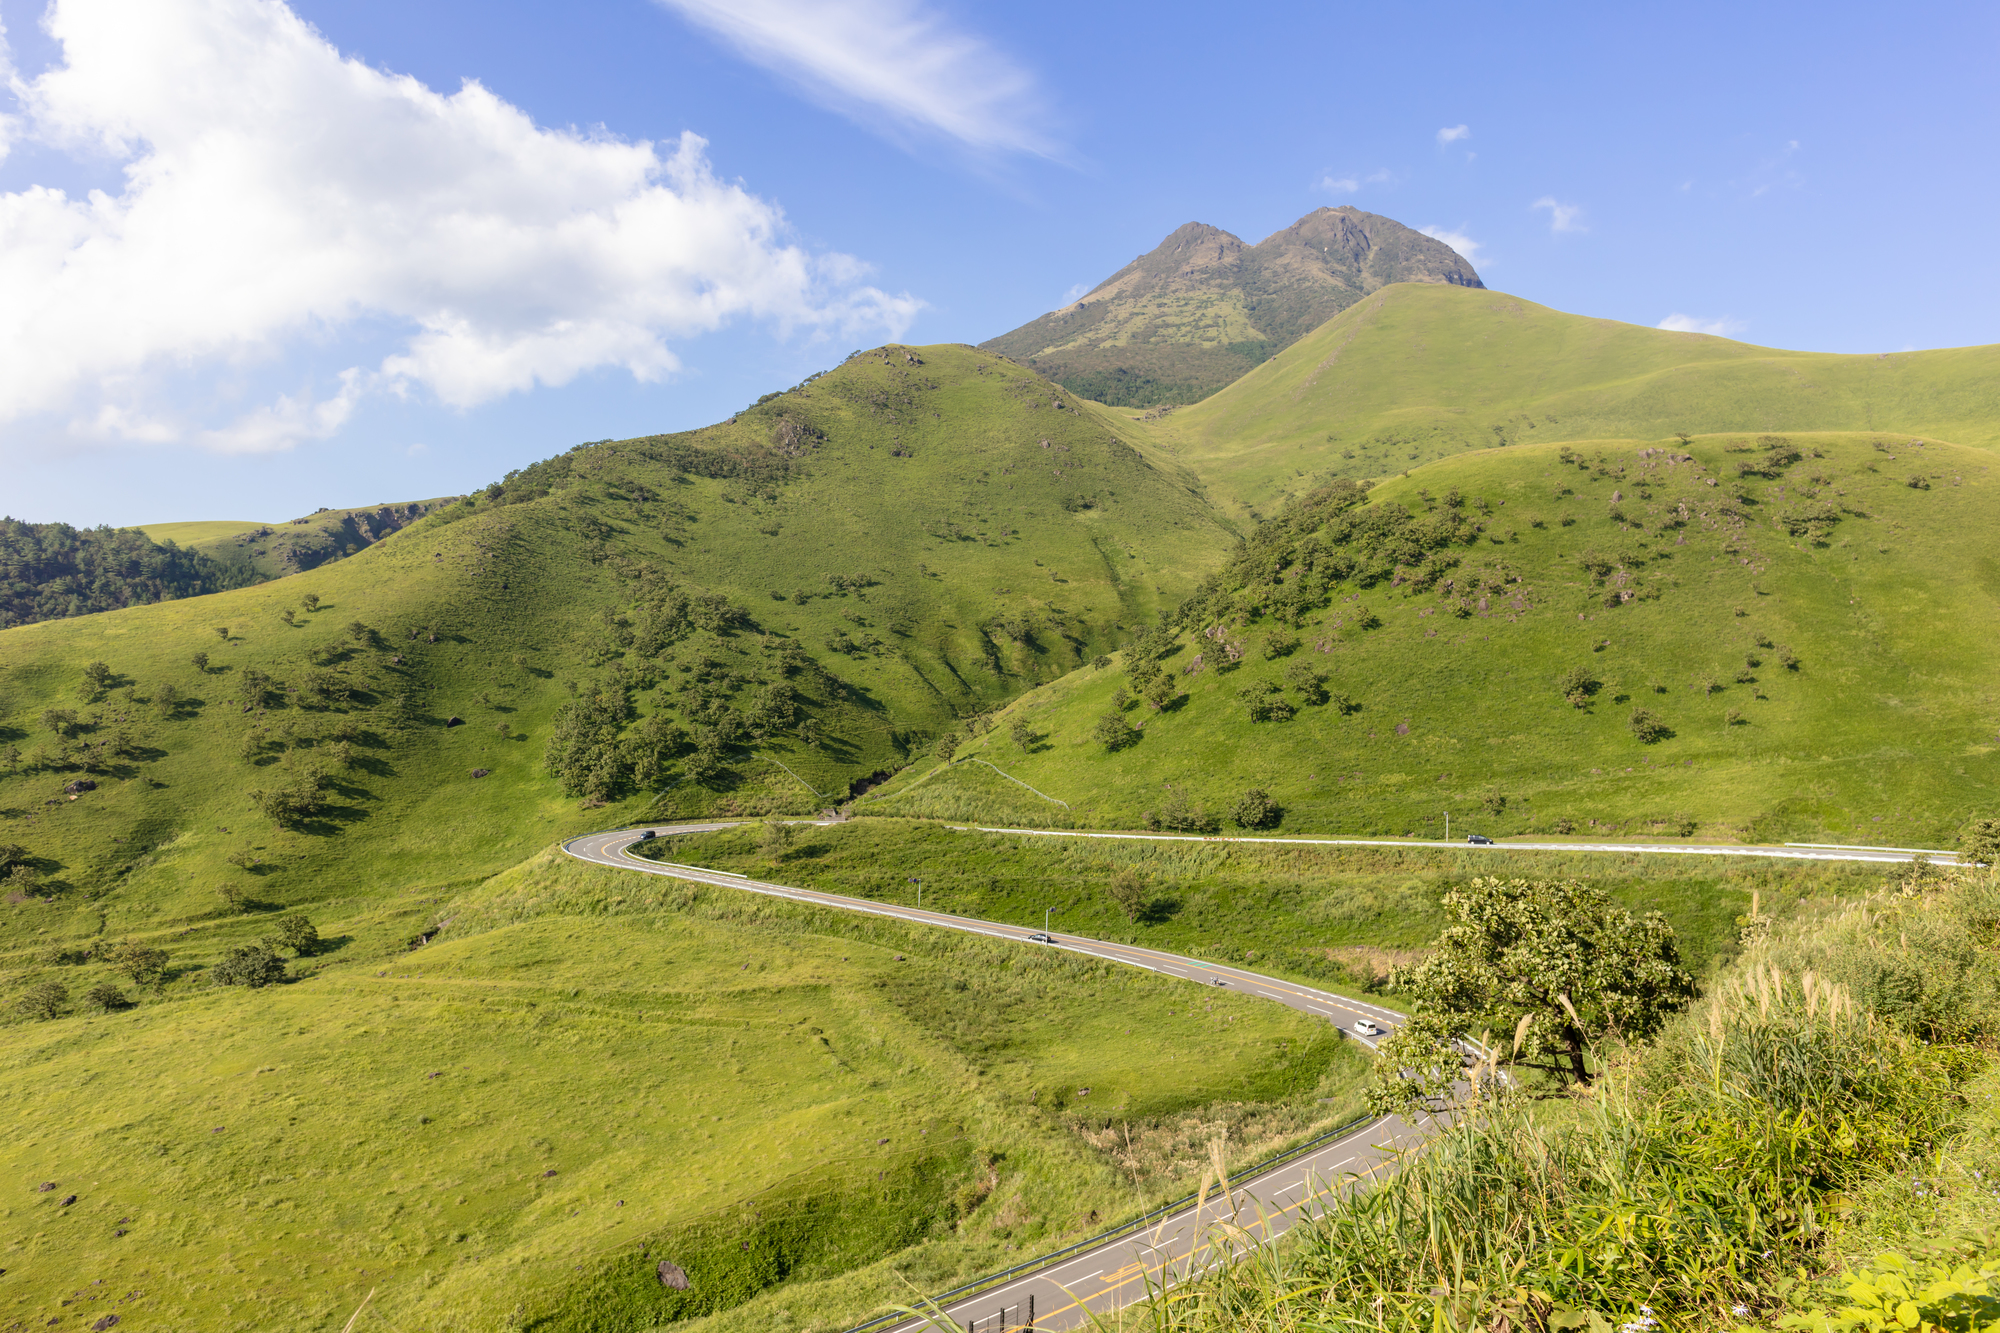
878,431,2000,848
0,847,1365,1332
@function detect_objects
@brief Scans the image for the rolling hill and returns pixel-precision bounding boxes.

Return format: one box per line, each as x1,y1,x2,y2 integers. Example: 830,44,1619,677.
982,208,1482,407
143,497,462,581
867,430,2000,849
1149,282,2000,520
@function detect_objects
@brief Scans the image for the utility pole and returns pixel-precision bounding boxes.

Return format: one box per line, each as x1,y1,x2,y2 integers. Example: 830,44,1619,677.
1445,810,1450,841
1044,906,1054,934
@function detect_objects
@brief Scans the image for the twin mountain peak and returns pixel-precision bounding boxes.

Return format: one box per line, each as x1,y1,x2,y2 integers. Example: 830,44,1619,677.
982,206,1483,408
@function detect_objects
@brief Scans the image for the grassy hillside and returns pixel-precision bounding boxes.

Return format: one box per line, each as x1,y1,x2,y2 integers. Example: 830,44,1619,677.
0,342,1232,943
867,431,2000,848
145,499,462,580
0,845,1361,1332
982,209,1481,407
137,520,272,546
0,517,265,629
1152,282,2000,519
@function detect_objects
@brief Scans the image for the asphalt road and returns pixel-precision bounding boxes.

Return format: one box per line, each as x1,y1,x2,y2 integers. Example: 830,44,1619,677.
958,826,1964,867
562,825,1423,1332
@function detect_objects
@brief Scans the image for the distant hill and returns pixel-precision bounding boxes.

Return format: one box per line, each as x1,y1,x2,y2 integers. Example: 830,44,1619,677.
1152,282,2000,520
866,431,2000,848
0,518,262,629
982,207,1483,407
144,497,462,581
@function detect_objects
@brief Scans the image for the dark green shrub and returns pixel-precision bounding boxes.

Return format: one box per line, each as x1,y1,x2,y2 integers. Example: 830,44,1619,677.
83,983,130,1013
211,943,287,988
1628,709,1671,743
1092,714,1138,752
1962,819,2000,868
1557,666,1598,708
272,914,319,957
1284,659,1328,704
16,981,68,1020
1107,869,1148,920
107,941,169,985
1231,789,1281,830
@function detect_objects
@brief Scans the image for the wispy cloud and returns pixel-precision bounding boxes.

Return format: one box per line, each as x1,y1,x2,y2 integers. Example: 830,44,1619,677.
1657,313,1747,337
1531,196,1585,233
1420,225,1485,268
1436,124,1470,146
654,0,1058,158
1319,168,1394,194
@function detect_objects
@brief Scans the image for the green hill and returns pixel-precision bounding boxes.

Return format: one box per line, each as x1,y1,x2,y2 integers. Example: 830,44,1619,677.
144,499,463,581
867,430,2000,849
982,208,1482,408
0,517,267,630
0,341,1228,941
1152,282,2000,520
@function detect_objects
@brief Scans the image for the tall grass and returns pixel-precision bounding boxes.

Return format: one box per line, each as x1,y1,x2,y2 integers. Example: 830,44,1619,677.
1124,868,1998,1333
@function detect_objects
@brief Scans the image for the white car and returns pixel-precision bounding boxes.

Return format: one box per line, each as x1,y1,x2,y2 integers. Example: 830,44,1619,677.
1352,1018,1381,1036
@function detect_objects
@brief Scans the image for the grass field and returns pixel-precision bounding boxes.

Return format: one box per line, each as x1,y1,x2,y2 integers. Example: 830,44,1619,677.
0,845,1363,1332
137,520,273,547
871,431,2000,848
1153,282,2000,519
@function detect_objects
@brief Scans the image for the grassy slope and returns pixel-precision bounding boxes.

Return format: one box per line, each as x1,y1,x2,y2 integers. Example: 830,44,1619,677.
870,432,2000,847
138,520,272,547
0,342,1230,957
0,847,1359,1333
1151,283,2000,519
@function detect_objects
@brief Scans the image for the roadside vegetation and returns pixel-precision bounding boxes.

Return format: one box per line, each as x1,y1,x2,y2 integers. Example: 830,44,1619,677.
1136,860,2000,1333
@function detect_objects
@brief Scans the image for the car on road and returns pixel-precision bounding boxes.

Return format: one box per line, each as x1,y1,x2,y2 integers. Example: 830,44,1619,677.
1027,932,1053,944
1465,833,1494,845
1352,1018,1381,1036
636,830,656,840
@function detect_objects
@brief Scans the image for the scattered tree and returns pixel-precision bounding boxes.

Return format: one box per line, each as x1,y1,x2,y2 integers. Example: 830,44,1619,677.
1482,792,1508,816
280,609,296,626
1107,869,1149,920
346,620,373,645
1009,719,1036,750
153,682,181,719
301,592,321,612
1142,674,1179,711
759,819,795,859
1231,788,1281,830
217,884,247,913
211,943,287,988
81,661,112,696
1262,633,1300,660
15,981,68,1021
1092,713,1139,752
1961,818,2000,868
1557,666,1599,709
191,650,209,673
1366,876,1695,1112
271,913,319,956
83,983,130,1013
214,626,230,641
1091,655,1112,669
1628,709,1671,744
934,732,961,762
1110,687,1131,712
1284,659,1329,705
1144,788,1219,835
41,707,80,738
0,842,26,872
107,940,169,985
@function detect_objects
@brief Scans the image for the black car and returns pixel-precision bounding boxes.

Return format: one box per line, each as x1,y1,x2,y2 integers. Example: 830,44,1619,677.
1028,932,1053,944
1465,833,1494,845
636,830,656,840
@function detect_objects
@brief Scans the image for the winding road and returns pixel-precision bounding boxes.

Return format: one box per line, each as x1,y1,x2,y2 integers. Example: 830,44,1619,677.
563,825,1426,1332
563,822,1953,1330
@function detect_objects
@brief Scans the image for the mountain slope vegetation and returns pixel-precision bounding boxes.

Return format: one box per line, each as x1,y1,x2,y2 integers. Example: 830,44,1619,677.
1152,282,2000,518
143,497,463,581
0,517,264,629
983,208,1482,407
870,431,2000,849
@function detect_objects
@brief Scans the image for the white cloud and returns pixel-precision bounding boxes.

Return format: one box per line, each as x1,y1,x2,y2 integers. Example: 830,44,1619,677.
1061,282,1091,305
1420,224,1485,268
1436,124,1470,146
1657,313,1747,337
0,0,921,452
1531,196,1585,233
1318,168,1393,195
654,0,1057,158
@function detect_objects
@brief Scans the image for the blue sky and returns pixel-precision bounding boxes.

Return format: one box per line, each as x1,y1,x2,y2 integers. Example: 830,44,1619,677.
2,0,1995,527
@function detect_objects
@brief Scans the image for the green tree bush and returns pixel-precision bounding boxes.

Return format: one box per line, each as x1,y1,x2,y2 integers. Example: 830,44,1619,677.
271,914,319,957
15,981,68,1020
1092,714,1139,752
1369,875,1696,1108
1628,708,1671,743
1106,869,1148,920
83,983,129,1012
1961,818,2000,868
1231,788,1281,830
107,940,169,985
211,943,287,988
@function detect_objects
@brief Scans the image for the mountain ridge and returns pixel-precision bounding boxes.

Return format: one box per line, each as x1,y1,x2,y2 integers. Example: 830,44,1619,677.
982,206,1482,407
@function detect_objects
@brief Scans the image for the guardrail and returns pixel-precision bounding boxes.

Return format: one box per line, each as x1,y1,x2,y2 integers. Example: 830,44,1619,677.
842,1108,1382,1332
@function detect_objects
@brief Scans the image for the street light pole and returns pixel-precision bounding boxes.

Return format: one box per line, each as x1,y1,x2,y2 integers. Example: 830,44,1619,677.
1445,810,1450,841
1044,906,1053,934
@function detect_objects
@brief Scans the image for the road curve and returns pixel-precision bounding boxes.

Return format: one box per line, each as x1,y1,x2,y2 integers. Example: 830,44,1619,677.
562,824,1424,1333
